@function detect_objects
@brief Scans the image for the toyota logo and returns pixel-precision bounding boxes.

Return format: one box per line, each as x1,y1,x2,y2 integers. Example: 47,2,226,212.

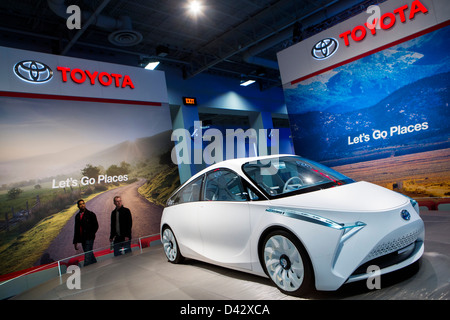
14,60,53,83
401,210,411,221
311,38,339,60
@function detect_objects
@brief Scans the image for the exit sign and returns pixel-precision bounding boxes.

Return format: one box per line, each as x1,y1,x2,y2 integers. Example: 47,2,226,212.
183,96,197,106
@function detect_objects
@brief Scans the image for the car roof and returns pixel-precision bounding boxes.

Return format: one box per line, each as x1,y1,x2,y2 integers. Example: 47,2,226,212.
182,153,296,185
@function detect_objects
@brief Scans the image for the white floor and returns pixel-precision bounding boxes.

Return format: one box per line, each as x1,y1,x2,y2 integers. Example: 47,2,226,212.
11,211,450,300
12,245,298,300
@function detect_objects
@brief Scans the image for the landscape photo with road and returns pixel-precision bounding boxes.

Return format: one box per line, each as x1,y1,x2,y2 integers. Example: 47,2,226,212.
0,97,179,275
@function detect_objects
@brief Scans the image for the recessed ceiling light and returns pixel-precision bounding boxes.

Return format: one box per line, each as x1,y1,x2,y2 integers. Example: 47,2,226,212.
240,79,256,87
145,61,160,70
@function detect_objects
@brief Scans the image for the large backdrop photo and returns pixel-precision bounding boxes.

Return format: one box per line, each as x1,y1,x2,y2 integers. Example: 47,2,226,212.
278,0,449,201
0,47,179,277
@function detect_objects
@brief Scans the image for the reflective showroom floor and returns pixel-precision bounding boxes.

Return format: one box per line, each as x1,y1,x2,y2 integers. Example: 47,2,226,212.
11,211,450,300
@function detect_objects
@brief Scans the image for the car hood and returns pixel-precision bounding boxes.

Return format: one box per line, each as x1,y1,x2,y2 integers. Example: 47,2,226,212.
268,181,408,212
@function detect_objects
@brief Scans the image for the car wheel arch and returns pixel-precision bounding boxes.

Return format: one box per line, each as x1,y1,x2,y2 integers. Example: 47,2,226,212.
161,223,170,234
160,223,173,239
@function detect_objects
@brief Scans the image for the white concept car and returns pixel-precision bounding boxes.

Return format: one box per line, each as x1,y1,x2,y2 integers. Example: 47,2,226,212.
160,155,424,296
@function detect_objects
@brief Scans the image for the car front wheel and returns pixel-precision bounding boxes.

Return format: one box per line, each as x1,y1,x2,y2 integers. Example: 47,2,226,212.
262,230,314,296
162,227,183,264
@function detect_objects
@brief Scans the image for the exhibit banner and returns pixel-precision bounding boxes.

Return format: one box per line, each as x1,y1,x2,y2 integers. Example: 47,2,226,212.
0,47,178,276
278,0,449,85
0,46,168,104
277,0,449,198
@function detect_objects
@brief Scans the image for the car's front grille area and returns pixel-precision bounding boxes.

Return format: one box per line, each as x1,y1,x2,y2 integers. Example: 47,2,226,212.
351,240,421,276
347,219,425,279
365,227,423,261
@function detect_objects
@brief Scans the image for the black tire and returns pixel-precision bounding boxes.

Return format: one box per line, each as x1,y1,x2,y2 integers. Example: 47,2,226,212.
161,226,184,264
261,230,314,296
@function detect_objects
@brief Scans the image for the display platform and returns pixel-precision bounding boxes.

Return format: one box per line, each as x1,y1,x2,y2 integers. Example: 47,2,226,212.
11,211,450,300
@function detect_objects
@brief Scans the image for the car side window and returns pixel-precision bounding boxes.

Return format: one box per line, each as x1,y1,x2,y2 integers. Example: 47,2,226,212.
203,169,247,202
167,176,203,206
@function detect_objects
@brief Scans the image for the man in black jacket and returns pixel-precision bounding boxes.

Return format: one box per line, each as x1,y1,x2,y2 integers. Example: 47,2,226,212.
109,196,133,256
73,199,99,266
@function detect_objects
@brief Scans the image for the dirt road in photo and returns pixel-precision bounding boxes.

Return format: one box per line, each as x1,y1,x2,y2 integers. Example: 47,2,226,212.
38,179,163,265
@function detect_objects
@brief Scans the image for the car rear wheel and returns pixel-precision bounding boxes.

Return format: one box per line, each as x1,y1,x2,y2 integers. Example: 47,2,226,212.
162,227,183,264
262,230,314,296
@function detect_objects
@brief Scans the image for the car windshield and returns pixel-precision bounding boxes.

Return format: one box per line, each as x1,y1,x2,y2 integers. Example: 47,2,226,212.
242,156,354,198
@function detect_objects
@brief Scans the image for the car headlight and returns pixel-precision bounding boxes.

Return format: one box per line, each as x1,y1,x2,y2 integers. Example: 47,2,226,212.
408,197,420,215
266,207,366,232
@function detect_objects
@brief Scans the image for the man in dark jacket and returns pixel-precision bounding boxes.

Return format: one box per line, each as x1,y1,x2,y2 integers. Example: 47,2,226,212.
73,199,99,266
109,196,133,256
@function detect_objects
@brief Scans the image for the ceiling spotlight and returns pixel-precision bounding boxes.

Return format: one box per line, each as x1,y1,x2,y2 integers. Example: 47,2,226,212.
240,79,256,87
188,1,202,15
145,61,160,70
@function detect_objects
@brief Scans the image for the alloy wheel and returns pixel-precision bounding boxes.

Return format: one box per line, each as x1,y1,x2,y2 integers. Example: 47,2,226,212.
162,228,179,262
